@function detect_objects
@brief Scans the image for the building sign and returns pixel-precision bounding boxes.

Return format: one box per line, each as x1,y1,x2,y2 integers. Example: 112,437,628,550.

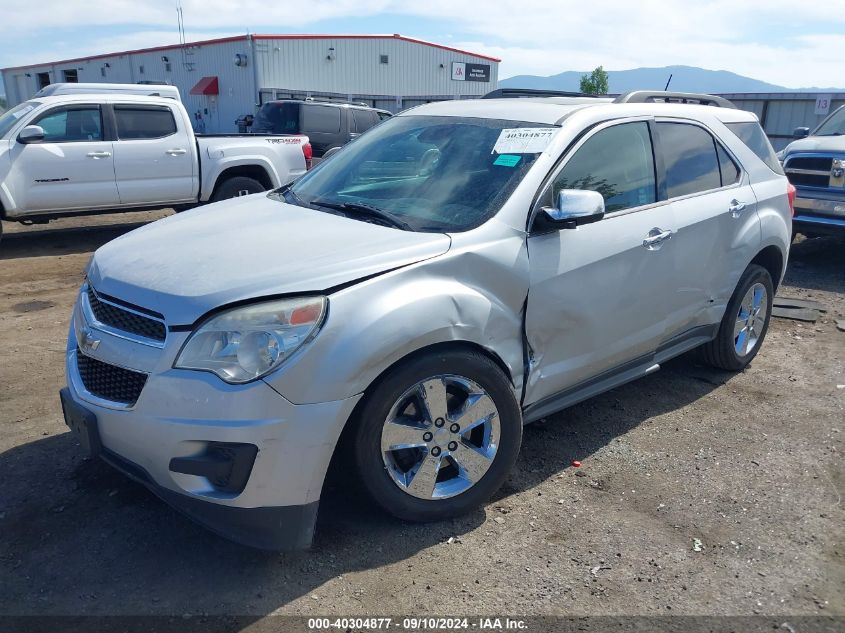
451,61,491,83
814,95,832,116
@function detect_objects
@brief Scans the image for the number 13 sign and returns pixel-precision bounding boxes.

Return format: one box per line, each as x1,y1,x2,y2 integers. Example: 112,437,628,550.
814,95,832,116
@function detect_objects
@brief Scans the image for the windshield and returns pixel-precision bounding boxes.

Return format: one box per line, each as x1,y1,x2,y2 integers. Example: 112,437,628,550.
284,115,554,232
0,101,39,138
814,106,845,136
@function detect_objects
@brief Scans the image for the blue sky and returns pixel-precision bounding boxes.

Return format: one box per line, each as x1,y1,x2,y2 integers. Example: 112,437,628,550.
2,0,844,96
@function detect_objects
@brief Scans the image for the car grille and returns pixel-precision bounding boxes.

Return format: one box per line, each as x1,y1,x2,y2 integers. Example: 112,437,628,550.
784,155,835,188
76,350,148,406
87,286,166,342
786,156,832,172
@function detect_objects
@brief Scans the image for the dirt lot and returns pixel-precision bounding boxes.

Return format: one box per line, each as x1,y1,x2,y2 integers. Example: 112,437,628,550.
0,211,842,620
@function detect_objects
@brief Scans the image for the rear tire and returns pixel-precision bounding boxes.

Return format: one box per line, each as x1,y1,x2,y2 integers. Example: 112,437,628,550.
701,264,773,371
353,349,522,523
210,176,265,202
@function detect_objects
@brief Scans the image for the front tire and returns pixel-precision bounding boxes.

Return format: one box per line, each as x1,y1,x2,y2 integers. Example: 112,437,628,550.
701,264,773,371
353,349,522,523
210,176,265,202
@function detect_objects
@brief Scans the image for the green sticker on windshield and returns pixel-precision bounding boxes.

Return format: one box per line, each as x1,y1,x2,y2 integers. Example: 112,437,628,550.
493,154,521,167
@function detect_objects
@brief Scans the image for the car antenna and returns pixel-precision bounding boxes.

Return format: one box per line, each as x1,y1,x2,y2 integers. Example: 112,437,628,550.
664,73,673,91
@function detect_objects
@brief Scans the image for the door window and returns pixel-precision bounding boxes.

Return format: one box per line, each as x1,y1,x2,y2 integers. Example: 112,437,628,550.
547,121,656,213
658,122,721,198
352,108,378,133
301,105,341,134
114,106,177,140
33,107,103,142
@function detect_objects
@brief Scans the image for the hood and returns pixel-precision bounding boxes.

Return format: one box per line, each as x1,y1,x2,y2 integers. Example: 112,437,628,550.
783,135,845,155
88,194,451,325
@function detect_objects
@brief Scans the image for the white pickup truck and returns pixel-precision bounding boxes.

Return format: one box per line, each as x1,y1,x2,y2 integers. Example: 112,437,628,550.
0,93,310,237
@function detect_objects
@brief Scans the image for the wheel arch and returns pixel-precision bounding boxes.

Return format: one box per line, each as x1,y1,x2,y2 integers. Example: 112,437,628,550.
208,164,274,200
750,244,785,291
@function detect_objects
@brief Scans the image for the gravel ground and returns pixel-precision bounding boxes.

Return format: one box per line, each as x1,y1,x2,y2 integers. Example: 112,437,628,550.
0,212,842,619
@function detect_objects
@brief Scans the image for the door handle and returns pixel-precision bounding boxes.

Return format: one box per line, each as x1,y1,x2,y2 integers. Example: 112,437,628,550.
642,227,675,250
86,151,111,159
729,199,747,218
165,148,187,156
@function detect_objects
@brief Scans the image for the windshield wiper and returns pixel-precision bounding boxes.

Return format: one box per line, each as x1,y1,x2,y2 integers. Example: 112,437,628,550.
311,199,414,231
271,182,312,208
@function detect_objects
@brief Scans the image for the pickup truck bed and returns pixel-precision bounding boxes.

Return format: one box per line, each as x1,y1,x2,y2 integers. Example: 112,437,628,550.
0,93,309,231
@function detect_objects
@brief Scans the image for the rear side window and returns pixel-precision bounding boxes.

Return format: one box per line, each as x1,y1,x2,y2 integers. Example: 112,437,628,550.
658,122,721,198
717,145,741,186
301,105,341,134
254,102,300,133
725,121,784,175
551,121,656,213
115,106,177,140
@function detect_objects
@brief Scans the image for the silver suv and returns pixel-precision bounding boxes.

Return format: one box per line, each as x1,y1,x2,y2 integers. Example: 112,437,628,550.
60,90,793,549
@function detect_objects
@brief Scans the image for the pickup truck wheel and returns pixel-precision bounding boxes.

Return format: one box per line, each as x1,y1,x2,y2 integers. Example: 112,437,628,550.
353,349,522,523
210,176,265,202
701,264,773,371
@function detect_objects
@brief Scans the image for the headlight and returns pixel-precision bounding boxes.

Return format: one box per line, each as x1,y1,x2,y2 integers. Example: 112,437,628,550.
174,296,326,383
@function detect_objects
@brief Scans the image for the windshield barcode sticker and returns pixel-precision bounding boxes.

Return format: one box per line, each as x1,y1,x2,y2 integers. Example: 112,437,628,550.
11,105,35,119
492,128,557,154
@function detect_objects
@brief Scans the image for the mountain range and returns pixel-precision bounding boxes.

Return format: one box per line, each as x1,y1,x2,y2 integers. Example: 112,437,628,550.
498,65,844,94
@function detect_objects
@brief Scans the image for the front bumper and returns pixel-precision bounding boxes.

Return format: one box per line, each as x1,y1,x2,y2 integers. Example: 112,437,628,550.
63,309,361,549
793,213,845,236
61,387,321,549
793,194,845,236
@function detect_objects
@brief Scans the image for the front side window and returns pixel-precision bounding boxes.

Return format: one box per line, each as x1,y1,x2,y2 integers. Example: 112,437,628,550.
33,107,102,142
114,106,177,140
352,108,380,133
658,122,722,198
285,115,552,232
546,121,656,214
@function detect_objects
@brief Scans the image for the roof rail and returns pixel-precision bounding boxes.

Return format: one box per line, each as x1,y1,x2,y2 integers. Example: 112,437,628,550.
303,96,370,107
614,91,736,109
482,88,600,99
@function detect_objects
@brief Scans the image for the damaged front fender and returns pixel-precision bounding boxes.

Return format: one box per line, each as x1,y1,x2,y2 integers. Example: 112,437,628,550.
263,221,531,406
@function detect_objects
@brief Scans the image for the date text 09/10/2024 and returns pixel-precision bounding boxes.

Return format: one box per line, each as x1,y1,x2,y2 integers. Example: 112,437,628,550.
307,617,528,630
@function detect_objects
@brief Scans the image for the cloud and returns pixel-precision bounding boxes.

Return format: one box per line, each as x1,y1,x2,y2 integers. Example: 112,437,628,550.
0,0,842,88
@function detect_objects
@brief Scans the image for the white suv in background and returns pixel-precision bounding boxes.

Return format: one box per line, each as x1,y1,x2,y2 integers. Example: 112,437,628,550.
61,90,792,549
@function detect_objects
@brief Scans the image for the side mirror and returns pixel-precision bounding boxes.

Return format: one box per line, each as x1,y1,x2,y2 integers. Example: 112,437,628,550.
537,189,605,231
793,127,810,139
18,125,46,144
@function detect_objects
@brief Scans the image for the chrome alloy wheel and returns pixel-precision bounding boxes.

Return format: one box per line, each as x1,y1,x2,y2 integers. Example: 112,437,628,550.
734,282,768,356
380,374,500,500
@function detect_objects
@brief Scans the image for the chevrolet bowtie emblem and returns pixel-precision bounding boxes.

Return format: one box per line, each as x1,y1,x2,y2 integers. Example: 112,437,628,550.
80,327,101,352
